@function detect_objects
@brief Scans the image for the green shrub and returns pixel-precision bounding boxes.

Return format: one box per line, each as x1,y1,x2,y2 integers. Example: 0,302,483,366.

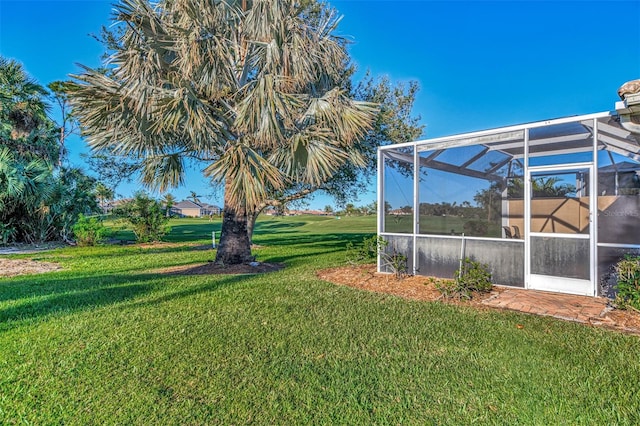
0,222,15,246
614,255,640,311
382,249,408,280
346,235,408,279
436,258,492,300
432,278,460,300
113,192,170,243
345,235,380,265
72,214,109,246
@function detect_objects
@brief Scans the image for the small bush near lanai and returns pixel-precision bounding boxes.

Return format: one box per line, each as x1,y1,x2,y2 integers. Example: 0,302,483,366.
436,257,492,300
72,214,109,246
614,255,640,311
346,235,408,279
345,235,379,265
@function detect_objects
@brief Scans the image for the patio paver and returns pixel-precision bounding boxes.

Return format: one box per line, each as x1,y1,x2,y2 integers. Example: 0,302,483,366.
482,288,612,324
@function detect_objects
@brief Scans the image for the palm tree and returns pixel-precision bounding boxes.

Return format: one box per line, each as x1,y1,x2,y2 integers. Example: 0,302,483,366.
0,146,55,242
0,56,58,163
1,58,57,243
70,0,375,264
162,193,176,217
1,57,100,243
187,191,201,205
94,182,114,214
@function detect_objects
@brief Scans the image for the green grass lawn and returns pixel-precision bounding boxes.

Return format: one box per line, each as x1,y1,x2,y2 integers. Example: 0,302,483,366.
384,214,502,237
1,215,639,424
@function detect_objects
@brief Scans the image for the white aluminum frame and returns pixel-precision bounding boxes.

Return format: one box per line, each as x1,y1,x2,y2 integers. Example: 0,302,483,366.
377,110,640,296
526,162,596,296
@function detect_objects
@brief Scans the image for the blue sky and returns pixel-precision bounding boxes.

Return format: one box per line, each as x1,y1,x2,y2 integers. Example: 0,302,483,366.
1,0,639,209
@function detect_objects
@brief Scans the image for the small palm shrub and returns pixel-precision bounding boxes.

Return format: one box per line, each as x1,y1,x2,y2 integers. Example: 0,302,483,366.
436,257,492,300
614,255,640,311
113,192,170,243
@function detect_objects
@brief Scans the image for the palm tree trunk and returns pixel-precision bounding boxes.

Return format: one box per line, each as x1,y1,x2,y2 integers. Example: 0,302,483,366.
215,196,254,265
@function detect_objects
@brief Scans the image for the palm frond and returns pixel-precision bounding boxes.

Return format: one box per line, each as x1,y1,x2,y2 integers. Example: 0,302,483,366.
139,153,185,193
204,142,283,210
235,74,303,148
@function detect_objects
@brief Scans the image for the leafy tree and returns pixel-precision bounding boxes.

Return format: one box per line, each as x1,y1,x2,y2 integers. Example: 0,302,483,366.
81,149,140,190
384,201,392,214
48,167,100,240
344,203,357,216
323,205,334,214
507,176,576,198
0,57,58,164
359,200,376,215
473,182,503,223
70,0,376,264
47,80,79,167
531,177,576,198
0,146,53,240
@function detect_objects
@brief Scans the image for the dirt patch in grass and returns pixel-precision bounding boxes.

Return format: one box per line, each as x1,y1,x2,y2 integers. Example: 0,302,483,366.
0,258,62,277
156,261,285,276
0,242,66,255
318,264,640,335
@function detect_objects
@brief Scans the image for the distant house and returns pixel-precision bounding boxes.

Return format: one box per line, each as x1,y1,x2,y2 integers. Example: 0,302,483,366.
389,208,412,216
288,209,331,216
171,200,222,217
263,208,329,216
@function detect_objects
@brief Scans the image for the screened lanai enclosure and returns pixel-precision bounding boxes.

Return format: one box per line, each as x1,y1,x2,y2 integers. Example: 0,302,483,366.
377,106,640,297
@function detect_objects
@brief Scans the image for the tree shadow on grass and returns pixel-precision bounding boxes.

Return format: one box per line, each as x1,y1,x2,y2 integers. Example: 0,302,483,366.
0,231,375,329
254,232,372,248
254,221,306,232
57,243,210,260
0,272,243,331
121,274,247,311
162,223,221,242
254,234,374,267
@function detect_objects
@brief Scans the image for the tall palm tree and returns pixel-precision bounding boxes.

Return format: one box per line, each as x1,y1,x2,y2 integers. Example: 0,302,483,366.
162,193,176,217
94,182,114,214
70,0,375,264
0,56,58,164
187,191,201,205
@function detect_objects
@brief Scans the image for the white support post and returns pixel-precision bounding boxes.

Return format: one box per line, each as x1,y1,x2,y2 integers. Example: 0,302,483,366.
591,118,598,296
413,145,420,275
377,149,384,273
523,128,530,289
